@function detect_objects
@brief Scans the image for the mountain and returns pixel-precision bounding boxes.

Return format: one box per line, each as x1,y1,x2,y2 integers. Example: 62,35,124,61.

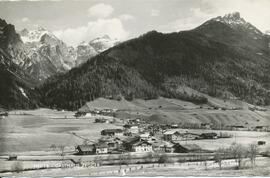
89,35,120,53
19,28,120,80
75,41,98,67
0,19,39,109
39,12,270,110
75,35,120,66
19,26,77,82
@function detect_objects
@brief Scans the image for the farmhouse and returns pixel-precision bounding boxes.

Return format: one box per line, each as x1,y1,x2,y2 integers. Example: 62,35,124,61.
122,136,141,151
171,124,179,129
227,125,248,131
254,126,270,132
76,144,96,155
123,124,139,134
95,118,109,123
131,140,153,152
201,123,212,129
178,132,200,140
163,130,181,141
200,132,218,139
258,141,266,145
101,129,123,136
99,137,123,152
96,143,108,154
151,140,175,153
140,133,151,140
173,143,202,153
127,118,142,125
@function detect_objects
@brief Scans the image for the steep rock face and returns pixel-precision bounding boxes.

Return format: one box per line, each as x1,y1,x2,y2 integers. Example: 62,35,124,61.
0,19,30,67
19,28,120,80
0,41,39,109
19,27,76,82
75,41,97,66
39,12,270,110
75,35,120,66
89,35,120,53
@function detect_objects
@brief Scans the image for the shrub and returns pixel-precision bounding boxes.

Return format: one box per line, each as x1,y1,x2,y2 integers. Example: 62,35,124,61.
11,161,23,173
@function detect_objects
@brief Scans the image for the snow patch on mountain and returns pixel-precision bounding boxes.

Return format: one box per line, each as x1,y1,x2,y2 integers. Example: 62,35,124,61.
19,87,28,99
89,35,120,53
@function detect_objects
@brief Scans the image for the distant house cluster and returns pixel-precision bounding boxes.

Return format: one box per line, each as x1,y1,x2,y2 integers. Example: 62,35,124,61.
75,116,227,155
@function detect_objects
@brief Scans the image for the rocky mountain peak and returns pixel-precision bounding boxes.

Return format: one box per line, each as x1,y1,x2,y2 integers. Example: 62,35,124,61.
213,12,246,25
0,18,7,27
209,12,263,36
223,12,241,21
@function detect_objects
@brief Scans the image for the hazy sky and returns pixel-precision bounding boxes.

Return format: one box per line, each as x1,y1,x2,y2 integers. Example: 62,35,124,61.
0,0,270,46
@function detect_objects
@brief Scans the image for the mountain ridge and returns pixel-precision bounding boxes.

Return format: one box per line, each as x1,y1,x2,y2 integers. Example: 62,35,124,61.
39,12,270,110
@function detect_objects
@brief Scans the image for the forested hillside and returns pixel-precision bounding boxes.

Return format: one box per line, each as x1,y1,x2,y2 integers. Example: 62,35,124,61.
39,13,270,110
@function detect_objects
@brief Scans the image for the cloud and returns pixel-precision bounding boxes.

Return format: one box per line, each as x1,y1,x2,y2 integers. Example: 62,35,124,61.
53,18,129,46
87,3,114,18
159,8,211,33
21,17,30,23
150,9,160,17
119,14,135,21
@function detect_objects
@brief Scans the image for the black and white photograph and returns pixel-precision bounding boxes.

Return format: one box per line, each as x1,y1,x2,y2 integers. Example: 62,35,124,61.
0,0,270,176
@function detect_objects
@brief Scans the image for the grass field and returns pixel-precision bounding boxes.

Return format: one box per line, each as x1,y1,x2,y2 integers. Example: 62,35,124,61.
0,112,122,154
1,96,270,154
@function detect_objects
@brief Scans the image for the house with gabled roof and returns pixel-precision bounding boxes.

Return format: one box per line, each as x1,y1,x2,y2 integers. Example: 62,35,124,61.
131,140,153,153
163,130,181,141
76,144,96,155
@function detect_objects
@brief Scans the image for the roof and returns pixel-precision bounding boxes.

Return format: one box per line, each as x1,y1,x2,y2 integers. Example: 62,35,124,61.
77,145,95,152
164,130,181,135
151,140,174,148
255,126,269,128
132,140,152,147
140,133,150,137
99,136,122,143
180,132,200,136
123,136,140,144
181,144,201,151
201,132,217,136
101,129,123,133
123,124,138,128
96,143,108,149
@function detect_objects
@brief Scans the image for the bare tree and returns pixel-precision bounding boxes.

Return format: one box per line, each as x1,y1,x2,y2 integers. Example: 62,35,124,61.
247,143,258,167
59,145,65,156
94,155,102,167
50,144,57,152
214,147,227,170
229,143,248,169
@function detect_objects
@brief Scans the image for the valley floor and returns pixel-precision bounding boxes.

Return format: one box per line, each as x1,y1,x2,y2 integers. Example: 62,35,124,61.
0,97,270,176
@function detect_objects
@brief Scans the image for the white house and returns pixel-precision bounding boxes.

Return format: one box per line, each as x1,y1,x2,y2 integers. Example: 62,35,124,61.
131,140,153,153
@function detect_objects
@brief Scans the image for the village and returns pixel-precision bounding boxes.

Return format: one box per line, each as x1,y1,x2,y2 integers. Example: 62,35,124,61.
1,97,270,176
73,104,268,156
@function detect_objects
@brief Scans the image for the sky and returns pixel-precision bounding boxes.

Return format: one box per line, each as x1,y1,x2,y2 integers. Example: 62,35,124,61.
0,0,270,46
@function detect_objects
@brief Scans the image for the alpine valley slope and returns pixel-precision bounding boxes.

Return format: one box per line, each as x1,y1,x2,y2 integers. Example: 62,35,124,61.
39,12,270,110
0,20,39,109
